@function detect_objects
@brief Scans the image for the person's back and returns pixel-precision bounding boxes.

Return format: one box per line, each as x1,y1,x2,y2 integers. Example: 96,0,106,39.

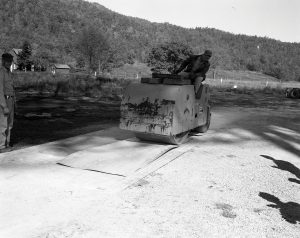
174,50,212,99
174,50,212,82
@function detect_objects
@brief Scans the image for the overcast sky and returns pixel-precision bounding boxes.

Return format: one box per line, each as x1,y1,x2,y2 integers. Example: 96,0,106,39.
87,0,300,43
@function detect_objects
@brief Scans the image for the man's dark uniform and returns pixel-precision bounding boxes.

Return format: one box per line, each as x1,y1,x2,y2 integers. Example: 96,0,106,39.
0,53,15,149
174,50,212,82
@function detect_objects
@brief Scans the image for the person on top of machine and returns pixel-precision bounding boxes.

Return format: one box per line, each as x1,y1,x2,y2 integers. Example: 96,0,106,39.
174,50,212,83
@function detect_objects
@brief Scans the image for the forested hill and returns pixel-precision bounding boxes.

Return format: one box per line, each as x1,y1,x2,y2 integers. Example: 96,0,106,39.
0,0,299,81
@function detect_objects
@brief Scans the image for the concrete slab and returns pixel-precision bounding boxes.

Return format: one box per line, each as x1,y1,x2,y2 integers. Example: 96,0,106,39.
0,127,134,166
58,139,177,176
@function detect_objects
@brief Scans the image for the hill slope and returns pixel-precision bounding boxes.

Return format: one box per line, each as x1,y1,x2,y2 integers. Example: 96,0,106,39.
0,0,299,81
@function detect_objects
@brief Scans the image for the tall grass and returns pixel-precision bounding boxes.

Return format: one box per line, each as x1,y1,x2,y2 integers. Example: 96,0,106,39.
13,71,128,99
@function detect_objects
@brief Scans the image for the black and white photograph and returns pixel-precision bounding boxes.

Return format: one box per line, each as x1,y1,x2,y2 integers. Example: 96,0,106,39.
0,0,299,237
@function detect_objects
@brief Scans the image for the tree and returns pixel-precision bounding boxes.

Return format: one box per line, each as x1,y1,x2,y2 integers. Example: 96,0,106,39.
31,48,51,71
17,40,32,71
146,42,193,73
76,25,109,72
264,66,285,80
97,41,129,72
76,56,85,69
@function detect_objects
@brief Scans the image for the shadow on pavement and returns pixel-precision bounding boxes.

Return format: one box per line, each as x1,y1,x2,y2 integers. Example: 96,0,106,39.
259,192,300,224
260,155,300,185
205,109,300,158
235,113,300,157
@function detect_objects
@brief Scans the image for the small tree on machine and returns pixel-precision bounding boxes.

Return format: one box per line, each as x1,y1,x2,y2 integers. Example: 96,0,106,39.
146,42,193,73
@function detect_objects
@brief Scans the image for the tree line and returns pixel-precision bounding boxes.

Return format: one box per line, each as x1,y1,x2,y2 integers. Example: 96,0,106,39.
0,0,299,81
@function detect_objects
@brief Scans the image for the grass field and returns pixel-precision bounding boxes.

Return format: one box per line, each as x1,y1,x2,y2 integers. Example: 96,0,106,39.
13,71,128,99
13,69,300,98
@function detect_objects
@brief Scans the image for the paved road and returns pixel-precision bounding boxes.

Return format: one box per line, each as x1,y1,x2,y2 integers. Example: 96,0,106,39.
0,107,299,238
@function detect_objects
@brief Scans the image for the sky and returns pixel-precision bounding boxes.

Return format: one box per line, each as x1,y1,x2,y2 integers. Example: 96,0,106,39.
87,0,300,43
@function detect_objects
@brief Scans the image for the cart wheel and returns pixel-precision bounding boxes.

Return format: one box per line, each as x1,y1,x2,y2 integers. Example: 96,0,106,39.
193,106,211,133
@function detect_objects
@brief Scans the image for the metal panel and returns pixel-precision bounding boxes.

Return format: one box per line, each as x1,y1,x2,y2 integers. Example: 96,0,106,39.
120,84,195,136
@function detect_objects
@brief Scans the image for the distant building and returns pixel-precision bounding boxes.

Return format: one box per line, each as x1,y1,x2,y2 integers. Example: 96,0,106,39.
9,48,22,70
51,64,71,75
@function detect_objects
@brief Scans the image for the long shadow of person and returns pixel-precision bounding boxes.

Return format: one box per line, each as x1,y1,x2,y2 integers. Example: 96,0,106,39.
261,155,300,184
259,192,300,224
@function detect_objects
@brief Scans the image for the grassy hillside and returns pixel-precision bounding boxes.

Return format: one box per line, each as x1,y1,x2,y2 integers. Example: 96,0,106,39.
0,0,299,81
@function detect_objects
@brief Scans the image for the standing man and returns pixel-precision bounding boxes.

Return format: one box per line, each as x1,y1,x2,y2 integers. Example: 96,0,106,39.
0,53,15,151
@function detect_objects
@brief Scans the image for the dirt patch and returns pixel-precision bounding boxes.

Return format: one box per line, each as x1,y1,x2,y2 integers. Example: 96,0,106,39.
11,93,121,149
215,203,237,219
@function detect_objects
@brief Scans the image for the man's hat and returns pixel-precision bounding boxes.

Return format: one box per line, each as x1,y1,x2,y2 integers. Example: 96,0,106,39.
2,53,13,62
204,50,212,57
